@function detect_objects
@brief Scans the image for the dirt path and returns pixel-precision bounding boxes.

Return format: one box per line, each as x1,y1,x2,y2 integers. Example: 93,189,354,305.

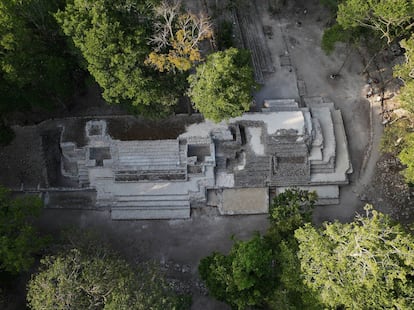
250,0,381,223
357,100,384,192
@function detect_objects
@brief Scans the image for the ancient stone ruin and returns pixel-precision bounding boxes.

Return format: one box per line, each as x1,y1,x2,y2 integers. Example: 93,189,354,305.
57,99,352,219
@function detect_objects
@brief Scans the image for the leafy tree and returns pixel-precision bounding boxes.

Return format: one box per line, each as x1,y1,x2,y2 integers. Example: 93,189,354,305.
337,0,414,44
187,48,257,122
266,239,321,310
383,35,414,183
199,234,275,310
199,189,320,310
27,242,188,310
394,34,414,113
145,0,213,73
268,188,317,242
0,187,47,274
396,131,414,183
265,189,320,310
0,0,80,111
321,23,356,54
296,205,414,309
55,0,182,117
322,24,345,54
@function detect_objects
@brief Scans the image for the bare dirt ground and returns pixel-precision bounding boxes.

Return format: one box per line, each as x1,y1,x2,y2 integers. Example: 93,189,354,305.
35,208,268,310
254,0,374,223
260,0,413,225
2,0,411,309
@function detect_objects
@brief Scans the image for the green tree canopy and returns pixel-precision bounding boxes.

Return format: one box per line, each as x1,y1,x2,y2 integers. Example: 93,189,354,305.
394,34,414,113
55,0,182,117
0,0,80,111
268,188,316,241
27,242,188,310
199,189,320,310
0,187,47,274
266,189,320,310
395,130,414,183
337,0,414,44
380,114,414,187
296,205,414,309
187,48,257,122
386,34,414,183
199,234,275,310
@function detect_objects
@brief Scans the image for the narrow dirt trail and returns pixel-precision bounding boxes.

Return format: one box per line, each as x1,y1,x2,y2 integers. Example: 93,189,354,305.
358,101,384,188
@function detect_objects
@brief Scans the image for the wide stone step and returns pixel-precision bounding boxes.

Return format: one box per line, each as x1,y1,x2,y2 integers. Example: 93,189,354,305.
114,173,186,182
118,146,178,151
116,194,188,201
303,96,325,105
117,162,180,168
114,199,190,207
111,206,190,220
263,103,298,111
118,155,178,160
115,165,184,172
311,166,335,174
119,156,179,161
118,168,185,173
310,106,336,165
118,142,178,150
264,99,298,106
316,198,340,205
78,171,88,176
332,110,353,175
117,140,178,148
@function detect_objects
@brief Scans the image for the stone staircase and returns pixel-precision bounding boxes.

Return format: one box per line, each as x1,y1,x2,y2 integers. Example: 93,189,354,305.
234,4,274,83
113,139,187,181
111,193,190,220
309,106,336,173
116,140,181,169
308,101,352,185
77,160,90,188
331,109,353,176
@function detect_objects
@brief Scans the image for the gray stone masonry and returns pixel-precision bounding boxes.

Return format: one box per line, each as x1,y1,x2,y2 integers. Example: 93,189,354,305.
0,100,351,219
54,100,351,218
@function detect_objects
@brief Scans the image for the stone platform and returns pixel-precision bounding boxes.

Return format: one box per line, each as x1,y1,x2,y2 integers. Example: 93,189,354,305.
0,98,352,219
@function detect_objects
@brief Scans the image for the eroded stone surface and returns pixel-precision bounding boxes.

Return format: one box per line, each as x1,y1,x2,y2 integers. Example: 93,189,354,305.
56,100,351,218
0,99,352,219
